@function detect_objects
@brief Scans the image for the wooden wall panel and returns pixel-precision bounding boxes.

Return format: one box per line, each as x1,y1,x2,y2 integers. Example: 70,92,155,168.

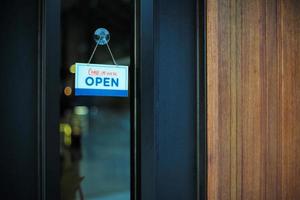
207,0,300,199
281,1,300,198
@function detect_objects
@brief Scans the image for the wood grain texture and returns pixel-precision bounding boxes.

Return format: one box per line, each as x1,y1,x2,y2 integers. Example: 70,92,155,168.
207,0,300,199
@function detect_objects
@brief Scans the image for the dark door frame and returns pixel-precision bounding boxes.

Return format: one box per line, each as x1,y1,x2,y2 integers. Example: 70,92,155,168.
39,0,206,199
39,0,60,199
134,0,206,199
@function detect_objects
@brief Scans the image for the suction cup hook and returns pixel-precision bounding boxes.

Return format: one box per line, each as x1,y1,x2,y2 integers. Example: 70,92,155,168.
94,28,110,45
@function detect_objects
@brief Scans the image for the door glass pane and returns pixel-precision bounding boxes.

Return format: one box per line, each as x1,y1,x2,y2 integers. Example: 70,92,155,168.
60,1,131,199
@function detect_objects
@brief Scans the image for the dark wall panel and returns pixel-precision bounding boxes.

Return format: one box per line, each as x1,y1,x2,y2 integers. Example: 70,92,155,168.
0,0,39,199
0,0,60,199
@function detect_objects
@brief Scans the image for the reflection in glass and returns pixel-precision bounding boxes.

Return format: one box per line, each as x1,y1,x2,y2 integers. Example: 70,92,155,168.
60,1,131,199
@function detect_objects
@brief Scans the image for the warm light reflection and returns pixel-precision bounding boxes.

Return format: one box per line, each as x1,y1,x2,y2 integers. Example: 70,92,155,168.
69,64,76,74
64,135,72,146
60,123,72,146
63,124,72,136
64,86,72,96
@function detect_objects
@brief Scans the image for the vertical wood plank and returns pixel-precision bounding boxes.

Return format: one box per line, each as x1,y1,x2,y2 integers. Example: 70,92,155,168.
217,0,231,198
281,0,300,199
240,0,264,198
207,0,219,199
265,0,281,199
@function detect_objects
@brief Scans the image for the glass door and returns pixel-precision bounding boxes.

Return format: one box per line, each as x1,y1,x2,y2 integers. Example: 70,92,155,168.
59,1,132,199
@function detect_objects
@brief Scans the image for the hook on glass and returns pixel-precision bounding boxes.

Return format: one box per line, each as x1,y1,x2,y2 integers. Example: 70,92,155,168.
94,28,110,45
88,28,117,65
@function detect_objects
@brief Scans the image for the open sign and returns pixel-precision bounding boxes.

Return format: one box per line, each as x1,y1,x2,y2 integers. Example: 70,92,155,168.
75,63,128,97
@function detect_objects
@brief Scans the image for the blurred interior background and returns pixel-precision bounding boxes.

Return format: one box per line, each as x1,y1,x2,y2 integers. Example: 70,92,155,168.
59,0,131,199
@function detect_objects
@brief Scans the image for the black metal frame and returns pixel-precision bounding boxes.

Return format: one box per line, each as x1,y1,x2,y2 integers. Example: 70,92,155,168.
133,0,157,199
38,0,60,199
197,0,207,199
131,0,139,199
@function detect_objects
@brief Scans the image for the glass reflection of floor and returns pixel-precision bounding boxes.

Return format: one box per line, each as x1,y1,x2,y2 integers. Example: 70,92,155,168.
61,106,130,200
88,191,130,200
81,107,130,200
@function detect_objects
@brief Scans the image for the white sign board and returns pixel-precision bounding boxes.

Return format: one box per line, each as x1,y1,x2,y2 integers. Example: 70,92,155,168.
75,63,128,97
